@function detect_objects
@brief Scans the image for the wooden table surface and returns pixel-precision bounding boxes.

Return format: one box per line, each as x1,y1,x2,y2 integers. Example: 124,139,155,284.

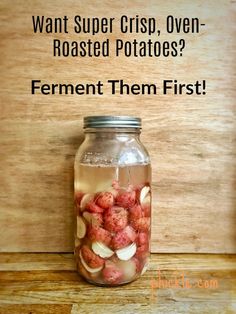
0,253,235,314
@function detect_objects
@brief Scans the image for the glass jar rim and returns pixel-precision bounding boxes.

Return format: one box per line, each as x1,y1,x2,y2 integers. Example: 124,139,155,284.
83,116,141,129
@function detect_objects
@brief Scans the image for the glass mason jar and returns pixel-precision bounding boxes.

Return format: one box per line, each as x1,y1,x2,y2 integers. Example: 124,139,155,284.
74,116,151,286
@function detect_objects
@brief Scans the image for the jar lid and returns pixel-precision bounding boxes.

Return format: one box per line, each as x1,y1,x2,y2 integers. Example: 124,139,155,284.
84,116,141,128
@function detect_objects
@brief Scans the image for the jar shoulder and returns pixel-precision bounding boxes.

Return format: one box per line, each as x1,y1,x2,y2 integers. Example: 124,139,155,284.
75,137,150,165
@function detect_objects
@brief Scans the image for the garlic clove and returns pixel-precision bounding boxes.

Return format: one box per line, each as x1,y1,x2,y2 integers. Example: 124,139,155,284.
140,186,150,204
92,241,114,258
142,194,151,205
116,242,137,261
77,216,86,239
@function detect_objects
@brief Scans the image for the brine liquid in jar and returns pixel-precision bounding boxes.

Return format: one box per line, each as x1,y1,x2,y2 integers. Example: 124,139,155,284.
74,163,151,286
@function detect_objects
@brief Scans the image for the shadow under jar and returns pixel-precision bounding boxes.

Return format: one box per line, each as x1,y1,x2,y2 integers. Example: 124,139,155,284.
74,116,151,286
